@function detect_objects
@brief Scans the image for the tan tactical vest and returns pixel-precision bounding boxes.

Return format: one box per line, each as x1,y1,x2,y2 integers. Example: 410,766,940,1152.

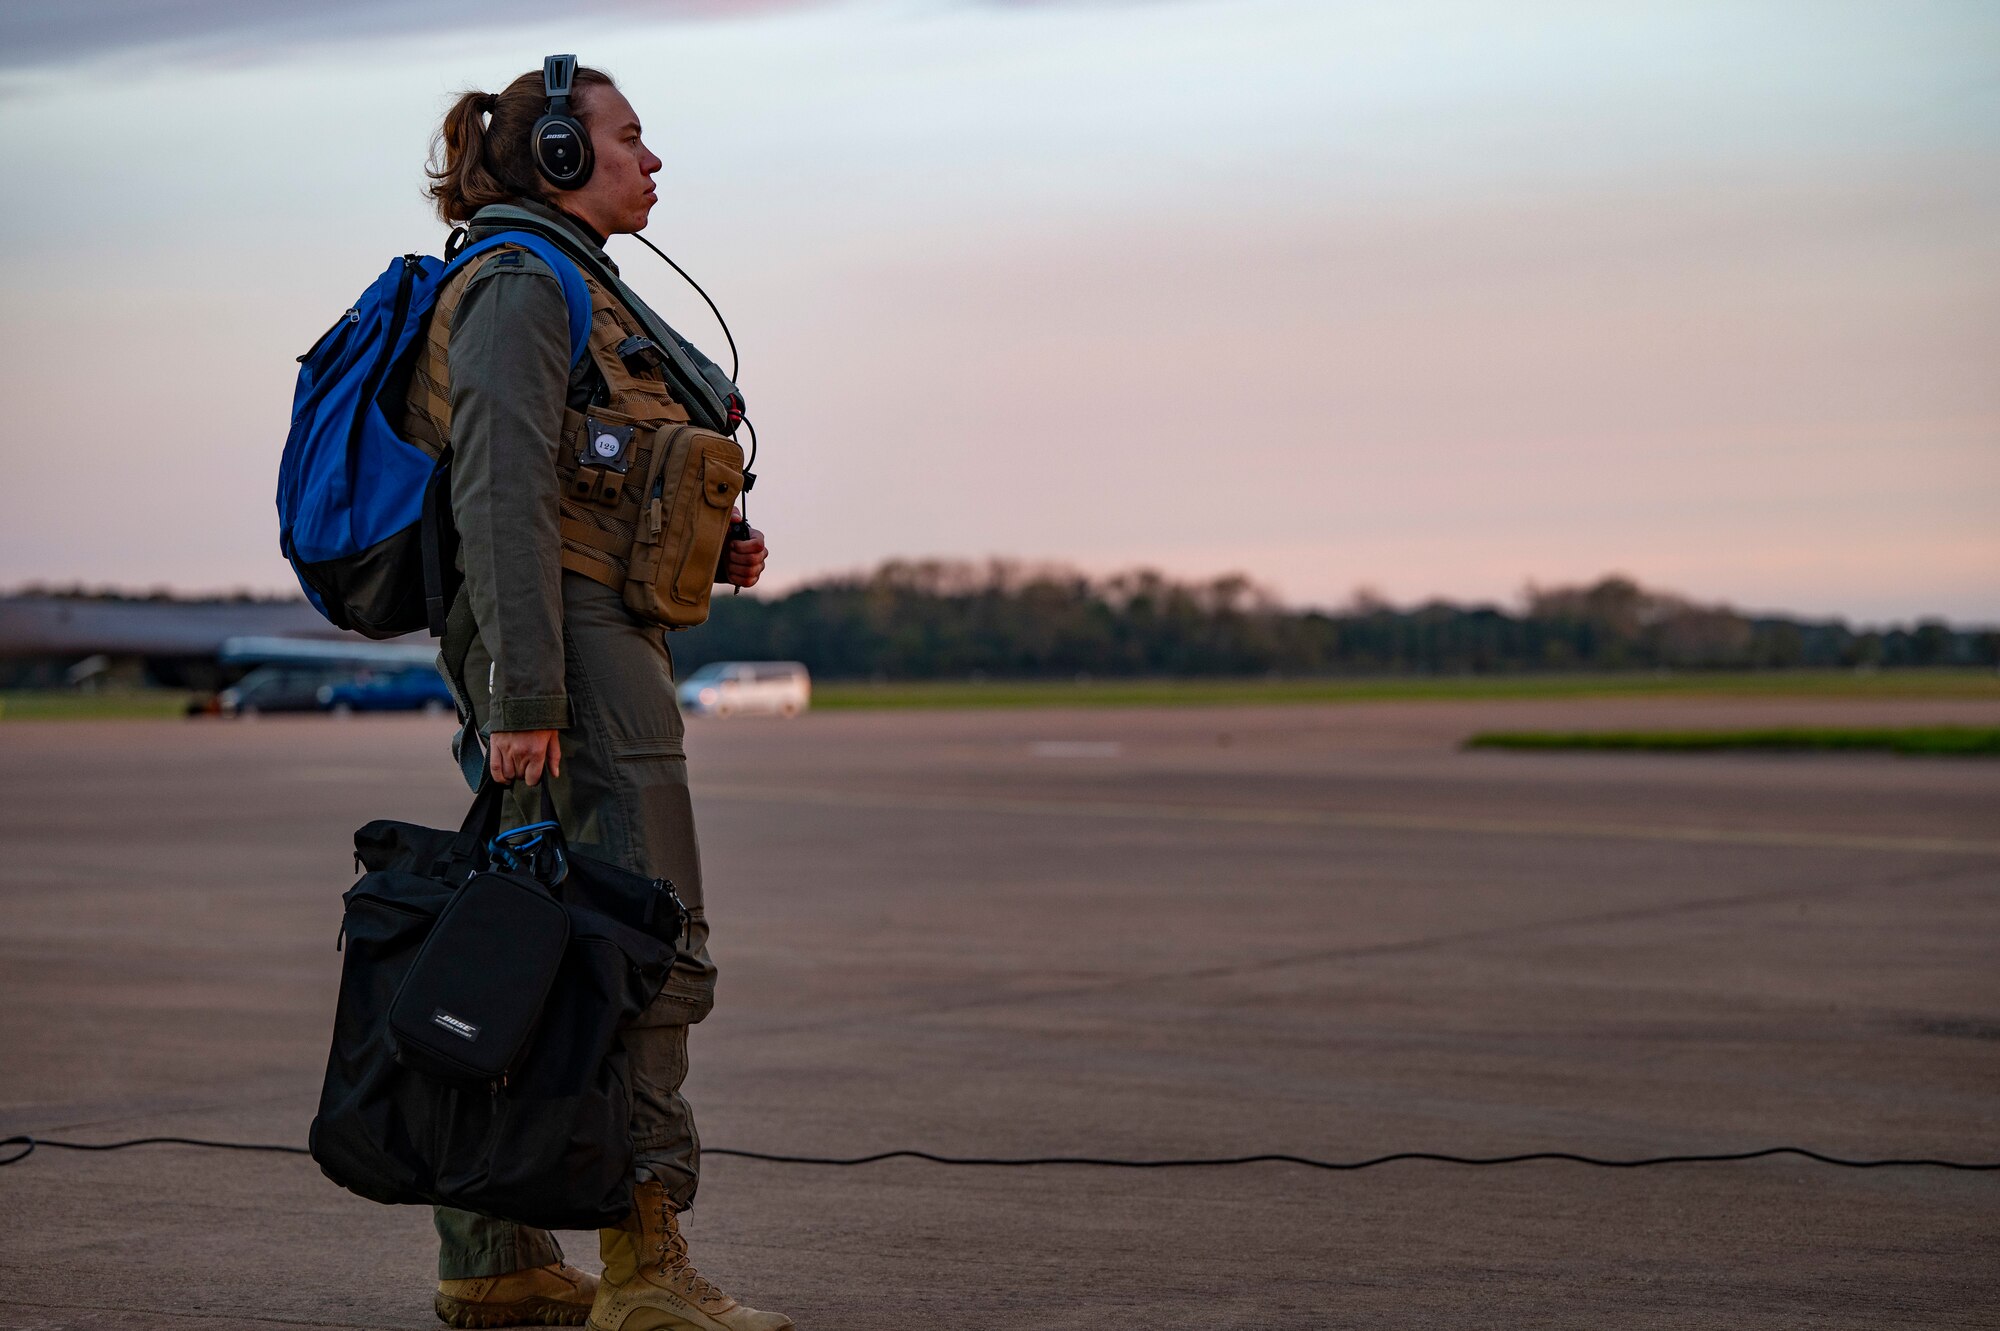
403,247,745,630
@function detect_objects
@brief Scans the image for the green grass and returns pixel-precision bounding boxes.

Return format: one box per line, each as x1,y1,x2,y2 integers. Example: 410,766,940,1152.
0,689,194,721
5,668,1998,721
811,669,2000,711
1466,726,2000,757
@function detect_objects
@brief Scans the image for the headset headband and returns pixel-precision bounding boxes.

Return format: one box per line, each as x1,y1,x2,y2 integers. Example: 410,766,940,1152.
543,53,577,115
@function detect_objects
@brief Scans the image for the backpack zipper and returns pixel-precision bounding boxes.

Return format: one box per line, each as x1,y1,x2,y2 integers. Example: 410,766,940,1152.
297,307,361,364
349,256,419,431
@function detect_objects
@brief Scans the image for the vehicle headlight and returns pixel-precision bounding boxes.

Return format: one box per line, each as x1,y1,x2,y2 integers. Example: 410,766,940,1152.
698,688,718,704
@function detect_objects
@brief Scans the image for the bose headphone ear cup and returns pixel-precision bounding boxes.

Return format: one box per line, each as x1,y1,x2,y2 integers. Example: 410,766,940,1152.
532,110,594,189
533,55,593,189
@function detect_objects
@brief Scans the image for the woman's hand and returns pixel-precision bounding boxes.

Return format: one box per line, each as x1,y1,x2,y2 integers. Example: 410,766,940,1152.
491,729,562,786
720,512,768,589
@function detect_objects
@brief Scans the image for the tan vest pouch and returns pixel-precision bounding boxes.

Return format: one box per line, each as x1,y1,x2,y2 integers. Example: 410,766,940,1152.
623,424,745,629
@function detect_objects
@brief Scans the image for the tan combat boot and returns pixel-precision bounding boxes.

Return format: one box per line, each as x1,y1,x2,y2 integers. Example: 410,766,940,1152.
589,1180,793,1331
435,1260,598,1327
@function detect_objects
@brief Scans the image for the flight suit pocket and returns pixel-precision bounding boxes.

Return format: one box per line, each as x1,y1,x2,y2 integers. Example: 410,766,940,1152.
609,736,686,762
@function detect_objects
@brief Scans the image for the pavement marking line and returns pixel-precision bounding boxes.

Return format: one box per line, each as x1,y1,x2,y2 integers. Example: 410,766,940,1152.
699,784,2000,857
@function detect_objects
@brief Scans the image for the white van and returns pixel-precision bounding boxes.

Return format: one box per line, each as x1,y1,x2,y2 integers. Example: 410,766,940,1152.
677,661,811,718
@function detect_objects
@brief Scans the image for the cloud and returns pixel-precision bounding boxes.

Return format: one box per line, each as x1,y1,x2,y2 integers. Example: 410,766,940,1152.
0,0,810,72
0,0,1166,73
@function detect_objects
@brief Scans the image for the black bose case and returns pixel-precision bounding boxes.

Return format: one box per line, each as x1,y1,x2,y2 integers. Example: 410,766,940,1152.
387,870,570,1082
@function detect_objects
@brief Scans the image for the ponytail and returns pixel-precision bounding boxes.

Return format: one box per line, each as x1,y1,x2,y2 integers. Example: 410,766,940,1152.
425,66,615,223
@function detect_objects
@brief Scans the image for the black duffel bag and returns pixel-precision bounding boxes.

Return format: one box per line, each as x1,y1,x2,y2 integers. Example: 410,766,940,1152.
309,779,686,1230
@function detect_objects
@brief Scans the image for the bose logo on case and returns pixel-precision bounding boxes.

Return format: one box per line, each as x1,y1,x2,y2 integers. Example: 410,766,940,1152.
432,1010,480,1041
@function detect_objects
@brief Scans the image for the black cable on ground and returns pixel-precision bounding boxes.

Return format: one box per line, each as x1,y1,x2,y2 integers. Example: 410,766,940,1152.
707,1146,2000,1171
3,1135,1994,1172
0,1135,311,1166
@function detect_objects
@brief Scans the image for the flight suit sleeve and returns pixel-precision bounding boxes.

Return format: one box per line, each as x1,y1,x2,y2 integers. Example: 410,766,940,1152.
446,259,573,733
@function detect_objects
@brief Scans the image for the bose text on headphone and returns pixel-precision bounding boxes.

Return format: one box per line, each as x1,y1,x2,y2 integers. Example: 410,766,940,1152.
532,54,594,189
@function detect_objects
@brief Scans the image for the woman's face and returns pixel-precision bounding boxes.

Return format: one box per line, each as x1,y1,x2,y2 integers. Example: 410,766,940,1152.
562,85,662,237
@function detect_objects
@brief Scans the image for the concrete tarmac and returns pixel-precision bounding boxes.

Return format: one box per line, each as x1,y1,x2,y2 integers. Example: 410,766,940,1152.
1,695,1997,1329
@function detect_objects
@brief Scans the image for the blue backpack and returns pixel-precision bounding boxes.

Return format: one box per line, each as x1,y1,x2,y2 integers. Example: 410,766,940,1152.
277,233,592,639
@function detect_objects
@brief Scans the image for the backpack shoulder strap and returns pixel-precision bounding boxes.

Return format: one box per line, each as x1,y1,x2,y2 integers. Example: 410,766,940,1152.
411,237,596,453
441,231,593,365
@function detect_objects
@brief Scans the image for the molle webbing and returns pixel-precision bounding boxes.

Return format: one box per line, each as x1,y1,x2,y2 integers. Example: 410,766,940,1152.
401,276,460,459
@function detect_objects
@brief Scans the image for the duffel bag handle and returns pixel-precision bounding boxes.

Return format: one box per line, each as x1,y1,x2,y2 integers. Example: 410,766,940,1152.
431,774,509,879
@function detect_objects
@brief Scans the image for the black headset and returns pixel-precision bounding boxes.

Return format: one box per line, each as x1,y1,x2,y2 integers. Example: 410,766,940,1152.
531,54,593,190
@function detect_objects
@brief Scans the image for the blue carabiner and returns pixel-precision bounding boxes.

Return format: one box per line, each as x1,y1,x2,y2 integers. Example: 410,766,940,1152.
488,820,567,885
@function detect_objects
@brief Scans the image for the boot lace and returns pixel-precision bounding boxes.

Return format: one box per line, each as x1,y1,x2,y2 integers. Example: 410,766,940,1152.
654,1194,723,1305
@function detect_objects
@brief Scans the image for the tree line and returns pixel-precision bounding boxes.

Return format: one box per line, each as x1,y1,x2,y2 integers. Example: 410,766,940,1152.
677,561,1999,679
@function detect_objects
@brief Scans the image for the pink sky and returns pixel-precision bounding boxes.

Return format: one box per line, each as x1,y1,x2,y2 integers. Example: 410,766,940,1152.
1,0,1994,622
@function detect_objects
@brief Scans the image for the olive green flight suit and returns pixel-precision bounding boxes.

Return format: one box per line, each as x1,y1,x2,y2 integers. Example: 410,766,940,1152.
425,200,718,1280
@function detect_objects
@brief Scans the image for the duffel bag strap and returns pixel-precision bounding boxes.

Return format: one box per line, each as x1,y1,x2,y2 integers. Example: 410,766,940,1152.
431,775,508,879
